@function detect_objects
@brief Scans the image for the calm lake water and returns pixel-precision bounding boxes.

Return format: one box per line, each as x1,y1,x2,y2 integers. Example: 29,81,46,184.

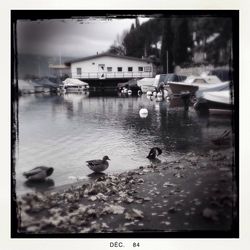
15,92,232,193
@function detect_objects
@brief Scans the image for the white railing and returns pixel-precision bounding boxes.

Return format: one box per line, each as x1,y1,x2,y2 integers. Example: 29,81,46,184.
71,71,154,79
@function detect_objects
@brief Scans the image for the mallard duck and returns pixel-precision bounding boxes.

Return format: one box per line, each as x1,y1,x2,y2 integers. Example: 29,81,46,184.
86,155,110,173
23,166,54,181
146,147,162,160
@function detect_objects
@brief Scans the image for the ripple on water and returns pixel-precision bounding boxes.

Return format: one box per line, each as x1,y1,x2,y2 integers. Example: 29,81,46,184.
15,94,233,193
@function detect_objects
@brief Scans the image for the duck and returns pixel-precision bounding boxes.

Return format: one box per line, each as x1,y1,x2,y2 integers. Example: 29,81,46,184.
146,147,162,160
86,155,110,173
23,166,54,181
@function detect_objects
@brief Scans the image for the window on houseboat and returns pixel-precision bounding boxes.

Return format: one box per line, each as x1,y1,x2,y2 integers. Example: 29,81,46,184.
107,67,112,72
128,67,133,72
138,67,143,72
117,67,122,72
144,66,151,72
76,68,82,75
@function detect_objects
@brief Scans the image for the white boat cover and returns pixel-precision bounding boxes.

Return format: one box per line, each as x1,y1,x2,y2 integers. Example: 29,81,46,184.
184,75,222,84
62,78,89,86
202,90,232,105
137,78,155,87
196,81,230,97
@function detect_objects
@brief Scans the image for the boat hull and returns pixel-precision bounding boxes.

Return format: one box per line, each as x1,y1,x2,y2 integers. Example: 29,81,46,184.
168,82,199,96
194,98,233,111
194,90,233,112
168,79,229,97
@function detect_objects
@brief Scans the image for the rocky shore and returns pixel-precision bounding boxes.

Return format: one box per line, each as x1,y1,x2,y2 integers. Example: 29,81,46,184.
16,148,237,235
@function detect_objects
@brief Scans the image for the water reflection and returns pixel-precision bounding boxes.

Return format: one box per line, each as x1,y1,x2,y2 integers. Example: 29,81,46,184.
24,178,55,192
148,158,162,164
16,93,232,193
87,172,107,180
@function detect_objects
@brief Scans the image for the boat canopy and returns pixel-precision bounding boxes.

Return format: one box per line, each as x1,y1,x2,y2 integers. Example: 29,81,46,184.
184,75,222,84
153,74,187,88
62,78,89,86
137,78,155,87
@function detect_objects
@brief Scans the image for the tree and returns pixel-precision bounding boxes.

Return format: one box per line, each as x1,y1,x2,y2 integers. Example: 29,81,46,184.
172,18,192,66
108,30,128,55
108,45,126,55
123,18,163,59
109,16,233,69
190,17,232,66
161,18,174,73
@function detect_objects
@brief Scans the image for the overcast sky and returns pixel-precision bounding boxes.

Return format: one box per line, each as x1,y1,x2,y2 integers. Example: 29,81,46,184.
17,17,149,58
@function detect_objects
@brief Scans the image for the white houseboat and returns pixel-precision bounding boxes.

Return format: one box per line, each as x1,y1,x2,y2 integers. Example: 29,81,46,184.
65,53,155,80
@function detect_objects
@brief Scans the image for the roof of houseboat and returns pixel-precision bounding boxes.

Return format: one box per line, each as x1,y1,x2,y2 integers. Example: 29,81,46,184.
65,53,151,65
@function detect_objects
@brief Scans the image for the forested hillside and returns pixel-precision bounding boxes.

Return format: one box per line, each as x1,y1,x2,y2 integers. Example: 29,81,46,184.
108,16,233,73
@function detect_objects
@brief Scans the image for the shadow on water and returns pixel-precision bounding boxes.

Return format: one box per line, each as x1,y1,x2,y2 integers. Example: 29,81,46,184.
88,90,118,97
24,178,55,192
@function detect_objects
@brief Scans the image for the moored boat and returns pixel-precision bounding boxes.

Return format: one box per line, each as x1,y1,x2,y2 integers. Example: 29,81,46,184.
117,79,141,93
168,75,230,98
59,78,89,92
137,77,156,93
153,74,187,90
194,90,233,112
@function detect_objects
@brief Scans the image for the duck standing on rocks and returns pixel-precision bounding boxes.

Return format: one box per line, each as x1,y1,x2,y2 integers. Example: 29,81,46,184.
86,155,110,173
23,166,54,181
146,147,162,160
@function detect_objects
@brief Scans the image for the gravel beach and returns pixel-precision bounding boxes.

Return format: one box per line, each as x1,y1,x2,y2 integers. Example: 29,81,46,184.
16,147,237,236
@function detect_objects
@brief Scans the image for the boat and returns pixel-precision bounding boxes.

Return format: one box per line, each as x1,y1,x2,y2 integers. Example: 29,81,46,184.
137,78,156,93
59,78,89,92
117,79,141,93
194,90,233,112
167,75,230,98
153,74,187,90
